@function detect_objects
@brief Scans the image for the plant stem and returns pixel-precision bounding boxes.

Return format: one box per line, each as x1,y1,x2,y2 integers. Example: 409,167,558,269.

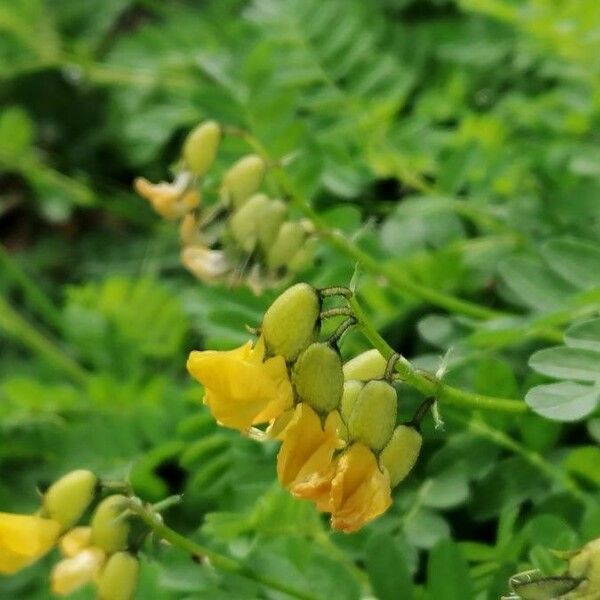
130,503,321,600
0,243,63,330
347,293,528,414
0,296,89,386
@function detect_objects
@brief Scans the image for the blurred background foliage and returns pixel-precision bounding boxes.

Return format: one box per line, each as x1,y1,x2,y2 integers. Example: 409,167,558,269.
1,0,600,598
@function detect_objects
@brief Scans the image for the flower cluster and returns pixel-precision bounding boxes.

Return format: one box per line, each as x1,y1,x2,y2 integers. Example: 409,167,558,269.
134,121,315,292
507,537,600,599
187,283,424,532
0,470,139,600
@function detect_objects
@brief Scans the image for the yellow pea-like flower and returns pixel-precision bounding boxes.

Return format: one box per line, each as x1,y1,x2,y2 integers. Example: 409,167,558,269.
43,469,97,531
51,547,106,596
134,175,200,220
0,512,60,574
59,526,93,558
277,403,345,511
181,245,231,283
187,336,293,431
329,443,392,533
96,552,140,600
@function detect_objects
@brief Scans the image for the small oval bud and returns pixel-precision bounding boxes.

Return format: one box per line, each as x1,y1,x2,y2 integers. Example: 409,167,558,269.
183,120,221,176
379,425,422,487
43,470,97,531
288,235,317,272
340,380,364,424
257,199,287,250
221,154,266,209
343,349,387,381
266,221,306,271
262,283,320,361
90,495,130,554
97,552,139,600
347,380,397,451
292,342,344,413
229,193,271,252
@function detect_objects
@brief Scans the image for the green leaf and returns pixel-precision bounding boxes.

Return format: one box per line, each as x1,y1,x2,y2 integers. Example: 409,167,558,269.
365,532,414,600
542,238,600,290
529,346,600,382
426,539,475,600
565,318,600,352
564,446,600,486
404,508,450,550
525,382,600,421
0,106,33,155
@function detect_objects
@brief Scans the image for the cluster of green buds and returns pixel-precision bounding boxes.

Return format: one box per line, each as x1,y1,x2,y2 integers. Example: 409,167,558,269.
506,537,600,599
187,283,427,532
44,472,140,599
134,121,316,292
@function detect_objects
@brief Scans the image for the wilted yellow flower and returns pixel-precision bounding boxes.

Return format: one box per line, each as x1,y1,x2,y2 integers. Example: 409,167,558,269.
0,512,60,574
51,547,106,596
187,337,293,431
181,246,230,283
134,174,200,220
277,403,345,510
330,443,392,533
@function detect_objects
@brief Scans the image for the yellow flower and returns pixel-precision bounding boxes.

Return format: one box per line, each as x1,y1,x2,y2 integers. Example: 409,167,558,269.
277,403,344,511
181,245,230,283
187,337,293,431
134,174,200,220
59,526,93,558
330,443,392,533
51,547,106,596
0,512,60,574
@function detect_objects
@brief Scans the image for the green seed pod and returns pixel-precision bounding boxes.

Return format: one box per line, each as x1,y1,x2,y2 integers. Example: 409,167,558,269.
182,120,221,176
347,380,397,451
221,154,266,209
292,342,344,413
266,221,306,271
96,552,139,600
261,283,320,361
90,495,130,554
341,380,364,424
43,469,97,531
343,349,387,381
379,425,422,487
257,199,288,251
229,193,271,252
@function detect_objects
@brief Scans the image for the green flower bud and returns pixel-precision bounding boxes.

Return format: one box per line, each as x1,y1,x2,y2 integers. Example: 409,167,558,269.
341,380,364,423
288,235,317,273
266,221,306,271
379,425,422,487
343,349,387,381
257,199,287,250
292,342,344,413
97,552,139,600
182,120,221,176
90,495,130,553
229,193,271,252
347,380,397,451
43,469,97,531
221,154,266,209
262,283,320,361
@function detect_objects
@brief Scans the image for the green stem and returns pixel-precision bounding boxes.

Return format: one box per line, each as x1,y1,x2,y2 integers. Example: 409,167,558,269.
0,244,63,330
0,296,89,386
347,293,528,414
456,415,591,506
131,504,320,600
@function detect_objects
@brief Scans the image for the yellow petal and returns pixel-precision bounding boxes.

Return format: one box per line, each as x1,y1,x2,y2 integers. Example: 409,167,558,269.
59,526,93,558
187,340,293,431
0,512,60,574
330,443,392,533
51,547,105,596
